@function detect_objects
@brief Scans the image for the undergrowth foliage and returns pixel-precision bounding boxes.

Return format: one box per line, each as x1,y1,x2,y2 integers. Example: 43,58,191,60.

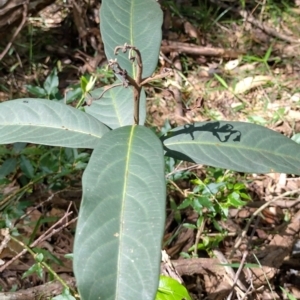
0,0,300,299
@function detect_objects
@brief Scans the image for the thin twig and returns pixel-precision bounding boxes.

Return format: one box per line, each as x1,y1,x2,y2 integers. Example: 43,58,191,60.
168,180,186,197
161,40,243,58
209,0,300,43
9,234,77,296
112,43,175,124
89,82,124,103
140,68,173,85
15,193,55,226
192,218,205,257
0,275,76,300
0,2,28,61
111,43,175,125
112,44,144,125
213,249,247,299
0,174,49,211
166,163,202,179
0,228,10,255
0,212,75,272
230,188,300,258
226,251,249,300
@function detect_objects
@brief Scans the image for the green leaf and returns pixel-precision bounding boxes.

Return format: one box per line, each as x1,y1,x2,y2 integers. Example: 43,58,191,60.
162,121,300,175
85,85,146,129
0,158,17,178
13,142,27,153
43,68,59,97
0,99,109,149
20,155,35,179
233,182,246,191
74,125,166,300
226,192,247,208
80,75,89,92
196,196,214,211
25,85,47,98
177,198,193,210
64,85,82,104
156,275,191,300
214,74,229,89
100,0,163,79
35,253,44,263
52,289,76,300
292,133,300,144
182,223,196,229
22,263,43,279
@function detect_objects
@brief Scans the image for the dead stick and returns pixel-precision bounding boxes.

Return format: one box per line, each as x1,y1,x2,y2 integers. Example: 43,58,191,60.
209,0,300,44
0,275,76,300
161,41,243,58
0,2,28,61
0,212,75,272
231,188,300,258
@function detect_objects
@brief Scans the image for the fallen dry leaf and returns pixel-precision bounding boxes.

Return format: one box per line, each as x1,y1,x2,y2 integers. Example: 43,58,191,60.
224,58,240,71
233,75,272,94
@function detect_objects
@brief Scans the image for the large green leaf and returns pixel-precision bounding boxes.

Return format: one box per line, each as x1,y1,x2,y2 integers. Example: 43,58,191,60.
0,99,108,148
100,0,163,79
162,121,300,175
85,85,146,129
74,125,166,300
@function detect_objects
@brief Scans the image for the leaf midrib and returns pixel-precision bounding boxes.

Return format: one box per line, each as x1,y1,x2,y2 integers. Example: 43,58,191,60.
116,125,135,298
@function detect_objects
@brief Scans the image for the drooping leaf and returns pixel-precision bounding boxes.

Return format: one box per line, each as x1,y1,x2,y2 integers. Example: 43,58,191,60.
85,85,146,129
162,121,300,175
100,0,163,79
74,125,166,300
0,99,109,148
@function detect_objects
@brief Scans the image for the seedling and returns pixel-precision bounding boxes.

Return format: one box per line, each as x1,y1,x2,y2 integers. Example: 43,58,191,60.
1,1,300,299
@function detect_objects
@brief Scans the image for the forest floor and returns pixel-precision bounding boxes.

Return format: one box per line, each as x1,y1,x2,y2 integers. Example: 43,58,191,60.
1,0,300,299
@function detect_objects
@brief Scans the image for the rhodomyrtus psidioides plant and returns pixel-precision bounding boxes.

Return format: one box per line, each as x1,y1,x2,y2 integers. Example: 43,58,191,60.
1,0,300,299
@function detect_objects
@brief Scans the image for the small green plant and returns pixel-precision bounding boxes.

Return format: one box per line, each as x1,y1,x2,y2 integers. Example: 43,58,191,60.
0,142,89,212
168,168,250,257
1,1,300,299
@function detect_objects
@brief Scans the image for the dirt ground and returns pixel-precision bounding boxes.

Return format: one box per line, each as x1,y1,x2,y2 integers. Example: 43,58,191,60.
0,0,300,299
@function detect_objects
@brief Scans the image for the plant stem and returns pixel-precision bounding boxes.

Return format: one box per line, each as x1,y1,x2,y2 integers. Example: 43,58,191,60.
9,229,78,298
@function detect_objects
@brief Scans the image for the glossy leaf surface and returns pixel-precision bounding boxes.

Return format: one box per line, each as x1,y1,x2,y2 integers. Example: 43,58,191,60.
156,276,192,300
162,121,300,175
74,125,166,300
